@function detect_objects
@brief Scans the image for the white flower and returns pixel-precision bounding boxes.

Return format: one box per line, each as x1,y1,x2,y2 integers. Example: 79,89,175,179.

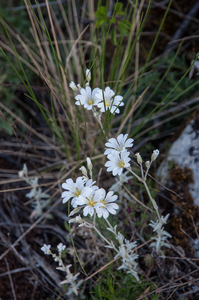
104,134,134,155
151,149,159,161
85,179,98,190
75,189,104,217
69,81,79,92
96,190,119,219
75,86,101,110
61,177,91,206
57,243,66,252
41,244,51,254
105,151,131,176
96,86,124,114
110,171,133,192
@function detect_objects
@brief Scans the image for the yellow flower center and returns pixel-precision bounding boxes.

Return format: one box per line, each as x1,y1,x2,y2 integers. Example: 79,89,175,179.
87,197,96,207
74,189,81,197
117,146,123,152
100,199,106,206
87,98,94,105
118,160,125,168
105,99,111,107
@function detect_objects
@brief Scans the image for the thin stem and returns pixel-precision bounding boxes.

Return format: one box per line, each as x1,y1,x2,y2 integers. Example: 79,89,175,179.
140,163,144,179
92,107,105,135
127,167,161,221
105,218,113,230
144,163,151,180
93,225,114,248
142,181,161,221
127,167,142,182
82,220,113,248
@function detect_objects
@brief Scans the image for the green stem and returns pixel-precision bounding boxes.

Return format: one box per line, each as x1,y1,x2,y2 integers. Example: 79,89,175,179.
127,167,161,221
142,181,161,221
105,218,113,230
93,225,115,249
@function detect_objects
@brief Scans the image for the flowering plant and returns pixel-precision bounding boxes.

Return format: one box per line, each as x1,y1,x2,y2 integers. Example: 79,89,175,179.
40,69,172,296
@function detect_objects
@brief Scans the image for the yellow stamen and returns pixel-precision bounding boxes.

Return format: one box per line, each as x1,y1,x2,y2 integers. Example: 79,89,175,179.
87,197,96,207
100,199,106,206
118,160,125,168
105,99,110,107
74,189,81,197
117,146,123,152
87,98,94,105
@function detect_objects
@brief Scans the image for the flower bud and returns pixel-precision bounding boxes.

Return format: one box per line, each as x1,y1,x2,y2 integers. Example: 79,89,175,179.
85,82,89,87
69,215,82,223
86,157,92,171
145,161,150,169
85,69,91,82
77,84,82,91
79,166,87,177
151,149,159,162
69,207,82,217
69,81,79,92
135,152,142,164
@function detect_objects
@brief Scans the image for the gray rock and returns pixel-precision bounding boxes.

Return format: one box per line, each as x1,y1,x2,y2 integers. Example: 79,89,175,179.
157,119,199,206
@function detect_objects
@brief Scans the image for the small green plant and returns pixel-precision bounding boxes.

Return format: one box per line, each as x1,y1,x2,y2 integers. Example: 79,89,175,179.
95,2,131,46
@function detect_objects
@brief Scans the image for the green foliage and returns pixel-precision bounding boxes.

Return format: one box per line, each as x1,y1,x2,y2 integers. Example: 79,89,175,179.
0,1,31,36
130,52,199,139
87,271,157,300
0,49,38,135
95,2,131,46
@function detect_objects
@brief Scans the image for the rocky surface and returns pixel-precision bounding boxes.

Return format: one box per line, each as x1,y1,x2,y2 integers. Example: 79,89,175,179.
158,118,199,206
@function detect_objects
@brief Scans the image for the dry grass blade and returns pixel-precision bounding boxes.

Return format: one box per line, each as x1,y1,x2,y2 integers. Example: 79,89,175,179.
117,86,149,136
0,104,63,154
123,184,153,213
57,0,81,82
0,194,61,262
134,103,199,140
0,40,40,75
4,258,17,300
44,0,75,120
65,25,89,72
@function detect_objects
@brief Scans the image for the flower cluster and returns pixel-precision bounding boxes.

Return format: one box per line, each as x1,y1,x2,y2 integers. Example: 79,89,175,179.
104,134,134,176
69,69,124,115
61,159,119,219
